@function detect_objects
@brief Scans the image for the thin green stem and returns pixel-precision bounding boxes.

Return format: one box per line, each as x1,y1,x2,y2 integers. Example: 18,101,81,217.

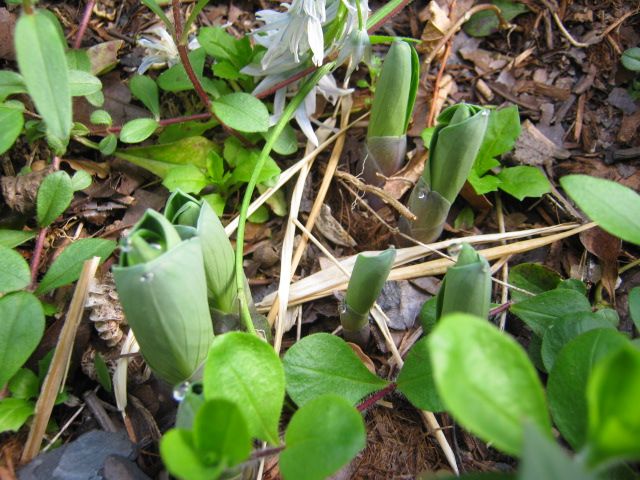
22,0,33,14
235,62,336,335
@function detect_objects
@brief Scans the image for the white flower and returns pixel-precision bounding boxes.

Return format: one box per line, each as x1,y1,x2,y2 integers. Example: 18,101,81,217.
136,26,200,74
271,74,352,146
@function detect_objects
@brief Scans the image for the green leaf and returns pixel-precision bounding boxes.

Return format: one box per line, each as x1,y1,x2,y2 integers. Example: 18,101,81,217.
160,429,224,480
119,118,158,143
66,49,91,72
453,206,474,230
163,164,210,194
70,170,92,191
198,27,252,66
585,344,640,466
497,166,550,200
0,71,27,101
0,292,45,388
518,423,596,480
547,329,628,449
280,395,366,480
35,238,116,295
212,93,269,133
558,278,587,296
263,123,298,156
283,333,388,407
508,263,561,303
94,353,112,393
629,286,640,332
621,47,640,72
8,368,39,400
90,109,112,126
157,48,206,92
68,69,102,97
468,169,502,195
130,75,160,119
15,10,71,146
561,175,640,245
0,246,31,294
248,204,269,223
0,398,34,433
509,289,591,337
229,150,281,185
193,399,251,467
540,312,616,371
396,337,444,412
203,332,285,444
116,136,214,178
0,101,25,155
474,105,521,175
0,230,35,249
36,170,74,227
99,134,117,155
157,119,218,143
428,313,551,456
463,0,529,37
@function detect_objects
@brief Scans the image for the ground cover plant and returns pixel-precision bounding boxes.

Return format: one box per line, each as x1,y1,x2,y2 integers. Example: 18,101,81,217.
0,0,639,479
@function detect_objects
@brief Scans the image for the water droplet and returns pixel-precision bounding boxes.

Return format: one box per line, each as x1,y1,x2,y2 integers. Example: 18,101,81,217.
338,304,347,315
447,243,462,258
140,272,154,283
417,189,427,200
481,109,489,116
149,243,162,251
173,381,191,402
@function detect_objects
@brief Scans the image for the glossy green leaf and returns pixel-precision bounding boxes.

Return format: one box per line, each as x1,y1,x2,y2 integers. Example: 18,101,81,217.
558,278,587,296
508,263,561,303
629,286,640,331
0,71,27,101
497,166,550,200
68,69,102,96
280,395,366,480
157,48,205,92
541,312,615,371
35,238,116,295
116,136,214,178
8,368,39,400
0,101,24,155
0,398,34,433
15,10,71,145
0,292,45,388
90,109,112,126
474,105,521,175
509,289,591,337
212,92,269,133
396,337,444,412
428,313,551,456
0,230,35,249
193,399,251,467
99,134,117,155
585,344,640,466
163,164,209,194
36,170,74,227
621,47,640,72
119,118,158,143
464,0,529,37
518,423,595,480
204,332,285,444
160,429,224,480
560,175,640,245
130,75,160,118
283,333,388,407
0,246,30,294
547,329,628,449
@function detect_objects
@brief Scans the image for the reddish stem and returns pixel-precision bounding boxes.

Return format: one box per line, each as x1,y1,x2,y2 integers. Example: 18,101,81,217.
489,301,513,317
367,0,414,33
74,0,96,49
249,445,285,461
29,228,48,290
357,382,397,412
172,0,210,108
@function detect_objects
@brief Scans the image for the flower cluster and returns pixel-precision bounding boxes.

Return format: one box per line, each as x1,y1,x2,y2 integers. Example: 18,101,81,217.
243,0,371,145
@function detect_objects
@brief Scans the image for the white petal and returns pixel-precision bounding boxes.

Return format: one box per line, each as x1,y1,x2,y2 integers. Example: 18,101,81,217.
295,103,318,147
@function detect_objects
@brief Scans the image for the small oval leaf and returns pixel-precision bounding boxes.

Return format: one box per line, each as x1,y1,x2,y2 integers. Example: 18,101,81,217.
0,102,24,155
36,171,74,227
212,92,269,133
119,118,159,143
0,247,31,294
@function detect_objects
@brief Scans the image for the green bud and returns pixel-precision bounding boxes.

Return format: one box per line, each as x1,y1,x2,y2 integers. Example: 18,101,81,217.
113,209,214,385
436,243,491,320
341,248,396,346
401,104,489,243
